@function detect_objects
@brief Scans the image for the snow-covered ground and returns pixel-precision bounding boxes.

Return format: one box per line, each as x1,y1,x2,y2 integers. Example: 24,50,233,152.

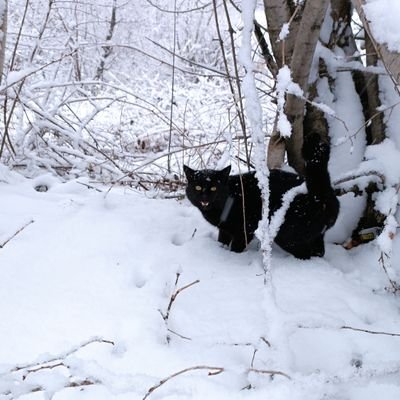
1,167,399,399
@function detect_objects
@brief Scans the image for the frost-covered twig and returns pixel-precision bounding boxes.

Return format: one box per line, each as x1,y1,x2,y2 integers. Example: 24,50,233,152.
3,378,98,399
1,337,114,399
333,170,385,187
8,337,114,373
332,170,385,197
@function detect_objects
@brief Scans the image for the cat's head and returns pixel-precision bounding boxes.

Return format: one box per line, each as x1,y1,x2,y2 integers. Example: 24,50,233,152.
184,165,231,211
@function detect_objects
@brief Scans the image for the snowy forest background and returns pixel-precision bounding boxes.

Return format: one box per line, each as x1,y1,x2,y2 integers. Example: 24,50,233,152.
1,0,400,399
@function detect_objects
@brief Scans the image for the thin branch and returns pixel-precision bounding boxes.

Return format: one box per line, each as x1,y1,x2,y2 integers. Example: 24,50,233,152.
222,0,250,168
167,328,192,341
212,0,249,168
167,0,178,173
253,21,279,78
10,337,114,373
341,325,400,337
146,38,227,78
0,220,34,249
142,366,224,400
248,367,291,380
333,170,385,187
162,276,200,322
145,0,212,14
379,252,400,294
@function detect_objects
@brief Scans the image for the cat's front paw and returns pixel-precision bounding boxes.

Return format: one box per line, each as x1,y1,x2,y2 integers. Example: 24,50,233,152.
218,229,232,246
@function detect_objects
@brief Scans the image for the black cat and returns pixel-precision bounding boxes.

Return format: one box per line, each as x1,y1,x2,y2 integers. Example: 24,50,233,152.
183,133,339,259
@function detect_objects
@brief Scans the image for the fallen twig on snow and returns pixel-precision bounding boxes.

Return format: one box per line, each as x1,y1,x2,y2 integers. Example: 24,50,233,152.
142,365,225,400
378,252,400,294
299,323,400,338
248,367,292,380
0,219,34,249
2,337,114,399
341,325,400,337
9,336,114,373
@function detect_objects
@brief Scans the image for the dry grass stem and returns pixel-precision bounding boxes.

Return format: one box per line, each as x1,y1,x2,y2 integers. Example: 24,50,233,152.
0,219,34,249
142,366,225,400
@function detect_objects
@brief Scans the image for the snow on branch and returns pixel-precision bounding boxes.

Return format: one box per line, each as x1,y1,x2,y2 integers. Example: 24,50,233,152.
276,65,304,138
141,364,290,400
1,337,114,399
238,0,272,281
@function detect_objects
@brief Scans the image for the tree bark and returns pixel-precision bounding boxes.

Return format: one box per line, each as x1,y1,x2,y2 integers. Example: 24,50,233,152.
364,34,385,144
262,0,302,68
94,0,117,81
352,0,400,88
284,0,329,174
263,0,302,170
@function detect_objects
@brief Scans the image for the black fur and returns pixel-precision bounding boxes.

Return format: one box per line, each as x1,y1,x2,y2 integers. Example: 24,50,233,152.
184,133,339,259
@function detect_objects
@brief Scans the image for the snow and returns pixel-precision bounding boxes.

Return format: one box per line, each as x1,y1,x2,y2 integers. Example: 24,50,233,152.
1,169,400,399
312,44,368,243
275,66,303,139
278,23,290,41
0,1,400,399
365,139,400,186
364,0,400,53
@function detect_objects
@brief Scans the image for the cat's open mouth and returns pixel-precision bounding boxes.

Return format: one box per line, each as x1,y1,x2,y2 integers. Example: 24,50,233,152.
200,201,210,208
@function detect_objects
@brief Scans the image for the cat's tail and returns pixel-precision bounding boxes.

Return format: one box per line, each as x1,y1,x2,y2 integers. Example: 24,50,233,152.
302,132,334,199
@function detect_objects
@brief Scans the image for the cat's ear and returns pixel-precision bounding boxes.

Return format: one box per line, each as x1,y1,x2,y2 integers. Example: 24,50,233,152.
183,165,195,181
221,165,231,178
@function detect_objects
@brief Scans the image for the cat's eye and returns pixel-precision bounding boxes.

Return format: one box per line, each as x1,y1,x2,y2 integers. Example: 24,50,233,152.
195,185,202,191
210,186,217,192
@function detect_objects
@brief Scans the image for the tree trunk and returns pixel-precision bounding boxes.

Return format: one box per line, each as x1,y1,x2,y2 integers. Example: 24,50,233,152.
263,0,302,170
284,0,329,174
263,0,302,69
94,0,117,81
262,0,329,174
